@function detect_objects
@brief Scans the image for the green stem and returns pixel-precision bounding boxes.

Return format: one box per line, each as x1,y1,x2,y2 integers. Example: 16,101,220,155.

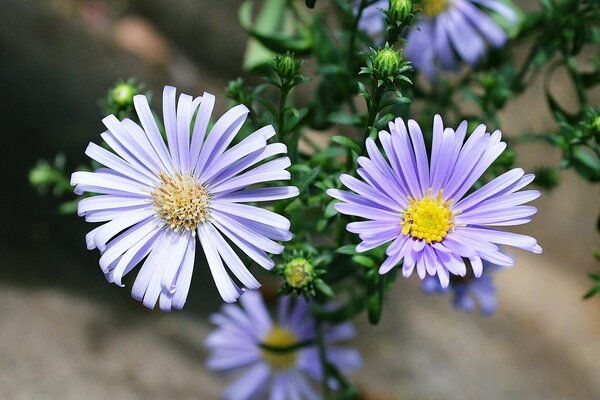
276,85,290,143
362,83,385,151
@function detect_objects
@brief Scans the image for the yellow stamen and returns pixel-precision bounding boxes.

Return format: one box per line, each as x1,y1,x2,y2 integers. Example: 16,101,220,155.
151,172,210,235
261,325,299,370
420,0,449,17
401,189,454,244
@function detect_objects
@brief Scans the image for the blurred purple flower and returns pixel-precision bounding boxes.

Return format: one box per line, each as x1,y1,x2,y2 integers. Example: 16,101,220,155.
71,86,298,310
328,115,541,287
422,259,503,315
358,0,518,78
205,290,362,400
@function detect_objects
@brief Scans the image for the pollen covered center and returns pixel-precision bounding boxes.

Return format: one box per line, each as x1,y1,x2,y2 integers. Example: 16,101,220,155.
261,325,299,370
151,172,210,234
421,0,449,17
401,190,454,244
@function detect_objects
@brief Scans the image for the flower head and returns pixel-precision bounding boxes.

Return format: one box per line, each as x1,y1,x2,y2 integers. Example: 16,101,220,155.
71,86,299,309
422,258,504,315
359,0,518,78
205,290,362,400
283,257,315,289
328,115,541,287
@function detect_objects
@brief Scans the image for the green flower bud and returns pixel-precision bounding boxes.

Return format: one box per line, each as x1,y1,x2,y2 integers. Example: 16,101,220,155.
283,257,314,289
373,47,403,80
111,82,137,107
591,115,600,136
389,0,412,22
29,162,55,186
274,53,300,82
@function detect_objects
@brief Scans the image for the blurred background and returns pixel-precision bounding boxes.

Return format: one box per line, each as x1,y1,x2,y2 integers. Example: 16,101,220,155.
1,0,599,398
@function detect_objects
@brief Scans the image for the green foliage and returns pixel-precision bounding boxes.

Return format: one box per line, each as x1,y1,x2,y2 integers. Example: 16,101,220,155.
30,0,600,397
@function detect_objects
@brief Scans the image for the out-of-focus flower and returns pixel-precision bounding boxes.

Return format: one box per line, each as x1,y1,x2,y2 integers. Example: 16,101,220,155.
422,259,504,315
72,86,298,309
205,290,362,400
358,0,517,78
328,115,541,287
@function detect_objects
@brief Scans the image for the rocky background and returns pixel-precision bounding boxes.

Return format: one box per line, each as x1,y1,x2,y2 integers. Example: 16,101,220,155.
1,0,599,399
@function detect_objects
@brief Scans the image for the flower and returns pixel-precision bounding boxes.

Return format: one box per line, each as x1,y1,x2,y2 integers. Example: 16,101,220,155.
205,290,361,400
422,258,504,315
71,86,298,309
327,115,541,287
358,0,517,78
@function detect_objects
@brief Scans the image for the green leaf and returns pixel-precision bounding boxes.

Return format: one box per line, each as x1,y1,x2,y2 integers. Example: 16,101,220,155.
239,0,312,69
314,278,335,298
328,112,362,127
295,166,321,192
571,146,600,182
324,200,339,218
331,135,361,152
335,245,357,255
351,255,375,268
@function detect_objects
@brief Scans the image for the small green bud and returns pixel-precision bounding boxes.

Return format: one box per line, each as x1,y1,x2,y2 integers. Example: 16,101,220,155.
283,257,314,289
29,161,55,186
388,0,412,22
373,47,403,80
591,115,600,136
274,53,300,82
103,80,145,119
111,82,137,107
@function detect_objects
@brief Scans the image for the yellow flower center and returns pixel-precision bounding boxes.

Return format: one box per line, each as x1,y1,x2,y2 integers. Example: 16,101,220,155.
260,325,299,370
401,189,454,244
421,0,449,17
151,172,210,234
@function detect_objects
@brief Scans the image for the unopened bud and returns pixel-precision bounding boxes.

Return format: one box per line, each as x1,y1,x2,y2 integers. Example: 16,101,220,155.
283,258,314,289
373,47,403,80
389,0,412,22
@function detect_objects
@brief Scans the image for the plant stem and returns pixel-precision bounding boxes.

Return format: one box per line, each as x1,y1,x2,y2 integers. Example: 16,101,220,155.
276,85,290,143
362,83,385,151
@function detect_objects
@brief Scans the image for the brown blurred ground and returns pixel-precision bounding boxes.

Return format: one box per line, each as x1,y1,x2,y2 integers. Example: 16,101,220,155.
0,0,599,399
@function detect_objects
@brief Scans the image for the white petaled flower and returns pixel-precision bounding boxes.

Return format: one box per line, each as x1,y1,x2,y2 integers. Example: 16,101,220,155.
71,86,299,310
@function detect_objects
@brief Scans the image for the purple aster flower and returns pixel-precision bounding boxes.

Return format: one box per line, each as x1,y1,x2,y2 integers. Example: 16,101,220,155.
71,86,298,309
358,0,517,78
205,290,361,400
422,259,504,315
327,115,542,287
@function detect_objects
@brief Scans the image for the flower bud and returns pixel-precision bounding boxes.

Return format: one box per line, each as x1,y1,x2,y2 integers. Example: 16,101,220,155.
388,0,412,22
373,47,403,80
274,53,300,82
591,115,600,137
283,257,314,289
111,82,137,107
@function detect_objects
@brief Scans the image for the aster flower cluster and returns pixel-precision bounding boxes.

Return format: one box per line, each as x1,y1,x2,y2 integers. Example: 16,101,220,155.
33,0,600,396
